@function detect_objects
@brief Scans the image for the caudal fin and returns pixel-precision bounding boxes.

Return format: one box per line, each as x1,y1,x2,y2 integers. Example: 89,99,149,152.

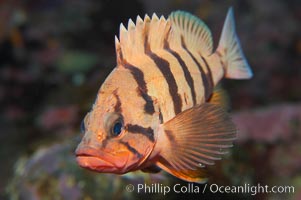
217,7,253,79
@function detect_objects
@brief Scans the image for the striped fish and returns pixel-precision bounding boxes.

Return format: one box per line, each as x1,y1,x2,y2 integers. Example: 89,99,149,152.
75,8,253,183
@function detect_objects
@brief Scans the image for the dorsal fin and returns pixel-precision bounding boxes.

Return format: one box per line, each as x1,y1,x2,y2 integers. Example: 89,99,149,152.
115,11,214,65
115,14,171,65
169,11,213,56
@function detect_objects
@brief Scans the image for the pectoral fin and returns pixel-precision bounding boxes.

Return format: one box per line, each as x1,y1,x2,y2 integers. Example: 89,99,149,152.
156,103,236,183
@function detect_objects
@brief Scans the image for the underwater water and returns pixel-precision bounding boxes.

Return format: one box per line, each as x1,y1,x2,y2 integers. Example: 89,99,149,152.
1,0,300,199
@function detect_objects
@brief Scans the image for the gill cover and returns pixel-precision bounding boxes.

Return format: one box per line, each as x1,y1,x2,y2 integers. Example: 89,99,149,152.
76,66,160,173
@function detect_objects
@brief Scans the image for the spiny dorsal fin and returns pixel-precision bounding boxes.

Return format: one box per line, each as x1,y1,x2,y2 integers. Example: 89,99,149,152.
115,14,171,65
115,11,214,64
169,11,213,56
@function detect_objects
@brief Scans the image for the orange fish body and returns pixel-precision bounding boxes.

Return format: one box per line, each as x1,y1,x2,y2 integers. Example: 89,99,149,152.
76,8,252,182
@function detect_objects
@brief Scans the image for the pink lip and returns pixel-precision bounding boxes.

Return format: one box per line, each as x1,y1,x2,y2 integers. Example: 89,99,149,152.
76,156,118,172
75,147,129,173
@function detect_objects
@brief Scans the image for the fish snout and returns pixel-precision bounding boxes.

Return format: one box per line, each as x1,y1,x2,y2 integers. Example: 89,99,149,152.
75,145,130,173
77,130,105,149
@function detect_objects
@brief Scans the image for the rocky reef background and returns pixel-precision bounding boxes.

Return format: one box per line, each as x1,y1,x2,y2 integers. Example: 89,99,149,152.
0,0,300,199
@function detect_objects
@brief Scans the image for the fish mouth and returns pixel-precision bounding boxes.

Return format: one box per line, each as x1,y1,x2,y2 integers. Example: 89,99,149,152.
75,147,129,173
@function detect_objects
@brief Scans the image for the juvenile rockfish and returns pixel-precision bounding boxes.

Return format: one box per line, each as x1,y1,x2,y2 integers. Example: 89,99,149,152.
76,8,253,183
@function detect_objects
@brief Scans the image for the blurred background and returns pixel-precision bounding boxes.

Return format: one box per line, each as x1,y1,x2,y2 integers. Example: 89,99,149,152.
0,0,300,199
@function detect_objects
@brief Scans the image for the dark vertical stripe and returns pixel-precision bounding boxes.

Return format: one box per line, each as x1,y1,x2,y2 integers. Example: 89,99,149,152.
164,39,197,106
126,124,155,142
180,36,210,100
117,45,155,114
158,107,163,124
113,89,122,112
119,141,142,158
200,56,214,97
144,34,182,115
123,63,155,114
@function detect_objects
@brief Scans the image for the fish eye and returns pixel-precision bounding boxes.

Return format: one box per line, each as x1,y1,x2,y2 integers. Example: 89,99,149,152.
111,121,123,136
80,119,85,133
104,112,124,137
80,113,90,134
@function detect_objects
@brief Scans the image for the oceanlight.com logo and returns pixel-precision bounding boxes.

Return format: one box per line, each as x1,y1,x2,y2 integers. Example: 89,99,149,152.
125,183,295,196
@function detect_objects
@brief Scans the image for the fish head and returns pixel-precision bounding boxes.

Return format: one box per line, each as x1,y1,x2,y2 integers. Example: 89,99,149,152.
75,68,160,174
